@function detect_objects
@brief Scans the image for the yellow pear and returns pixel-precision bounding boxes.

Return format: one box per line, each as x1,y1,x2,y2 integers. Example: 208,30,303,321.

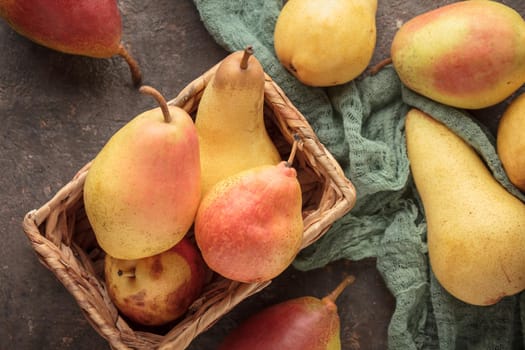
195,46,281,197
405,108,525,306
273,0,377,87
84,86,201,260
497,92,525,192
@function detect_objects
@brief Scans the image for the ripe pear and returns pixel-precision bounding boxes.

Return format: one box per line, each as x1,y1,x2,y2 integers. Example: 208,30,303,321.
84,86,201,260
497,92,525,192
195,46,281,197
391,1,525,109
0,0,142,85
405,108,525,306
273,0,377,87
218,275,355,350
194,143,303,283
104,238,207,326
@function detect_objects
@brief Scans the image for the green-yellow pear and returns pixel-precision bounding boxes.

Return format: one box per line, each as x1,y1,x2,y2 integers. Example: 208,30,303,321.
497,92,525,192
195,46,281,197
391,1,525,109
84,86,201,260
274,0,377,87
405,108,525,306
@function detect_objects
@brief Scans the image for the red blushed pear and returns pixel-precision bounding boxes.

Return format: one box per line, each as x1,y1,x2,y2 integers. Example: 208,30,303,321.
84,86,201,260
391,0,525,109
0,0,142,85
218,275,355,350
104,238,207,326
194,137,304,283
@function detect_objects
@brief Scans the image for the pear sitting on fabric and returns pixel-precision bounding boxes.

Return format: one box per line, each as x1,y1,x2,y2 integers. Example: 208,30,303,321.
84,86,201,260
0,0,142,85
391,1,525,109
497,92,525,192
405,108,525,306
274,0,377,86
195,46,281,197
218,276,355,350
194,142,303,283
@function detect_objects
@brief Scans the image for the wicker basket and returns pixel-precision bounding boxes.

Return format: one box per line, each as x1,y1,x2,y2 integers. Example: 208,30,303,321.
22,61,357,350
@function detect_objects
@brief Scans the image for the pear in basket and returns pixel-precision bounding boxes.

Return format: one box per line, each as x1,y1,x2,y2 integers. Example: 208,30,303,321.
195,46,281,197
104,238,207,326
84,86,201,260
194,138,303,283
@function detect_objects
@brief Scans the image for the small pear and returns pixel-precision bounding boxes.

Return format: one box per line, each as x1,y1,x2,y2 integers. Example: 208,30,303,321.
218,276,355,350
195,46,281,197
391,1,525,109
104,238,207,326
497,92,525,192
405,108,525,305
0,0,142,85
274,0,377,86
84,86,201,260
194,141,303,283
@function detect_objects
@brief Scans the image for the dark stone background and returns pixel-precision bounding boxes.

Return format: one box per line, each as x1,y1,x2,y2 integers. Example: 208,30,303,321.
0,1,523,349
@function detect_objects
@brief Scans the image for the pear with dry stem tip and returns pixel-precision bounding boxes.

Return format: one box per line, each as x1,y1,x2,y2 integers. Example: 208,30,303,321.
218,275,356,350
195,136,303,283
0,0,142,85
195,45,281,197
84,85,201,260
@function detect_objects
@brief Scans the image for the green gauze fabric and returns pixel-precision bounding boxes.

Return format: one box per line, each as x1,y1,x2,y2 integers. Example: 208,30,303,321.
192,1,525,349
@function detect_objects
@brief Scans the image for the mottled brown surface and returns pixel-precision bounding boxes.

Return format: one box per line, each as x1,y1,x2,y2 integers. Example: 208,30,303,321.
1,1,524,349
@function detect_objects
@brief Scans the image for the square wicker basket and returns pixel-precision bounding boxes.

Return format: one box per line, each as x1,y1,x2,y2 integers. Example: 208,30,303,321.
22,60,357,350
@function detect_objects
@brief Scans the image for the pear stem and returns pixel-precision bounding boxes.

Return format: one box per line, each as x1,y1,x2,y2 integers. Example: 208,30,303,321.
118,42,143,87
139,85,172,123
240,45,254,70
323,275,356,303
286,134,302,167
117,269,136,278
369,57,393,76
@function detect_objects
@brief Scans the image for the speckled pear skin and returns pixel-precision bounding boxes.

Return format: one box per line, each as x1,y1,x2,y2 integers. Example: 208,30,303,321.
391,1,525,109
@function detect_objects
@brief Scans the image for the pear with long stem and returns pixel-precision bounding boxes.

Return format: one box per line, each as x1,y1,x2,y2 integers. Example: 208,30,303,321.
0,0,142,85
84,85,201,260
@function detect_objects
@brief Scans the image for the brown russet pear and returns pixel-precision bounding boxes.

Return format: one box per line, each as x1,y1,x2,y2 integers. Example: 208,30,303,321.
497,92,525,192
391,1,525,109
84,86,201,260
194,141,303,283
0,0,142,85
104,238,207,326
195,46,281,197
405,108,525,306
274,0,377,86
218,276,355,350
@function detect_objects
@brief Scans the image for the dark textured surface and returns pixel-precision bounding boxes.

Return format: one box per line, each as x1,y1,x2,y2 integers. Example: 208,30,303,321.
0,1,523,349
